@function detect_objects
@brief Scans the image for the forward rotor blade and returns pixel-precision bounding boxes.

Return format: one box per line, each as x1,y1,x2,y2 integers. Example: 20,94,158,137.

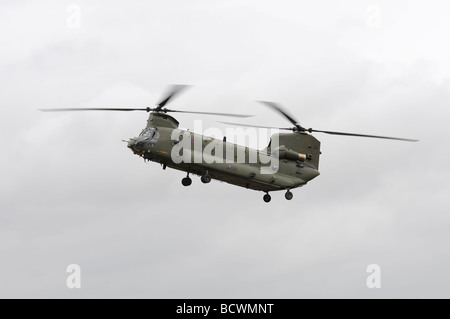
219,121,292,130
167,110,253,118
39,107,252,117
258,101,300,127
310,129,418,142
40,107,152,112
157,85,191,108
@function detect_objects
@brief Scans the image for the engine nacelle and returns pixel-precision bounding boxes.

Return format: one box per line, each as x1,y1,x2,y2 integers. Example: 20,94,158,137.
273,145,306,162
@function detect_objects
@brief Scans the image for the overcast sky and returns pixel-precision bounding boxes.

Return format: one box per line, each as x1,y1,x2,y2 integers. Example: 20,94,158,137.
1,0,449,298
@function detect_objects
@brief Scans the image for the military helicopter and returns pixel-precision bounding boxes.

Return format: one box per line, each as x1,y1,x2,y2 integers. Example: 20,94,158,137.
41,85,417,202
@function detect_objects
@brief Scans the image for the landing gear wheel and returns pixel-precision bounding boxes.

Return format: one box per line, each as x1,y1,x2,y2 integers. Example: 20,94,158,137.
263,194,271,203
285,190,293,200
181,177,192,186
201,174,211,184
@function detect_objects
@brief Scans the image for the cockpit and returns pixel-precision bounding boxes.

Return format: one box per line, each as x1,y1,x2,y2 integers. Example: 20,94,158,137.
140,127,160,139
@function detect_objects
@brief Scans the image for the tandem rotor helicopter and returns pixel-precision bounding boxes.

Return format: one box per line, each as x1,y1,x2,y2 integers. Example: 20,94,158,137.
41,85,417,202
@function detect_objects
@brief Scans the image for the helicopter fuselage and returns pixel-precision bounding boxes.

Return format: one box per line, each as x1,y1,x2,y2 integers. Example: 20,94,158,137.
127,113,321,194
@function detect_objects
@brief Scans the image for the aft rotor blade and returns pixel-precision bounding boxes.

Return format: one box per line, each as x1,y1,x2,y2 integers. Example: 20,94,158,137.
219,121,292,130
258,101,300,127
157,85,191,108
167,110,253,118
310,129,418,142
40,107,152,112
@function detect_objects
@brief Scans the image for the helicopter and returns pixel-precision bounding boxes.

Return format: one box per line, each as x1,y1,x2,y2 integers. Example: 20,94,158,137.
41,85,417,202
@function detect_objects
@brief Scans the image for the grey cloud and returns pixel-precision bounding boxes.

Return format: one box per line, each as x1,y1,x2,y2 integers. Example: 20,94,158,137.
1,0,449,298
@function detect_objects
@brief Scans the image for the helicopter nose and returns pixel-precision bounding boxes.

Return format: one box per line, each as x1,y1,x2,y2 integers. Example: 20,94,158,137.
127,139,136,149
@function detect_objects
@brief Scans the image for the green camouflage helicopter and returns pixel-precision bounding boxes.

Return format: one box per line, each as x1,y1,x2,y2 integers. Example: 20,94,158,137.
41,85,417,202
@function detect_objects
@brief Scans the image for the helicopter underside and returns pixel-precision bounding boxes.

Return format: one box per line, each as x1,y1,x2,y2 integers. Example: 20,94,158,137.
164,161,302,193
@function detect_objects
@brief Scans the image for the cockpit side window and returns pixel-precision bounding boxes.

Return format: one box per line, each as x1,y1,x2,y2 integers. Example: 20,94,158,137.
141,128,155,137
